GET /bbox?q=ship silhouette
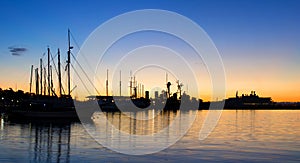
[3,30,94,120]
[1,30,299,117]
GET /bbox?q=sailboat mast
[43,67,46,95]
[40,58,43,95]
[67,29,71,96]
[47,48,51,96]
[35,68,39,95]
[58,48,62,97]
[29,65,33,94]
[50,65,53,96]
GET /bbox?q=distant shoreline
[199,108,300,110]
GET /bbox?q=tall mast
[35,68,39,95]
[58,48,62,97]
[106,69,108,96]
[43,67,46,95]
[67,29,72,96]
[50,65,53,96]
[47,48,51,96]
[40,58,43,95]
[29,65,33,94]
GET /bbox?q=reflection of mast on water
[30,123,71,162]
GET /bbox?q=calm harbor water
[0,110,299,162]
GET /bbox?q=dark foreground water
[0,110,299,162]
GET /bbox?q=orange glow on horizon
[1,62,299,102]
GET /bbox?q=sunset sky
[0,0,299,102]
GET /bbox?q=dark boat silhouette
[224,91,274,109]
[8,95,77,119]
[85,76,199,112]
[5,30,94,120]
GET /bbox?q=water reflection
[92,110,185,135]
[32,123,71,163]
[89,110,199,154]
[0,110,299,162]
[0,115,73,163]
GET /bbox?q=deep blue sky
[0,0,299,101]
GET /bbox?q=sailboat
[7,30,93,120]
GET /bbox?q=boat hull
[8,110,79,119]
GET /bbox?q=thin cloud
[8,46,28,56]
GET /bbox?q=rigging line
[60,72,66,94]
[70,52,100,95]
[70,51,102,87]
[40,52,46,60]
[69,31,80,49]
[69,31,95,77]
[50,52,59,80]
[35,52,46,68]
[50,52,58,63]
[71,64,92,95]
[61,85,66,95]
[69,31,101,95]
[41,52,46,58]
[60,82,66,95]
[42,52,58,68]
